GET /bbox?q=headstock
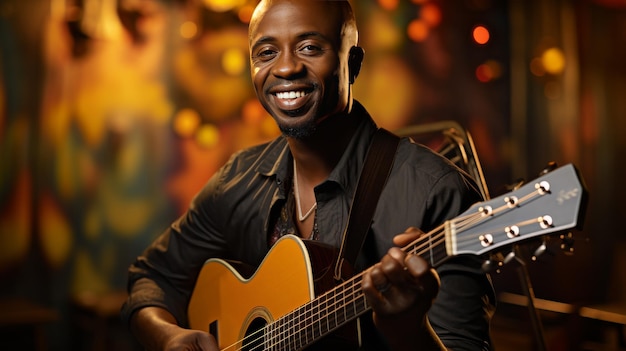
[444,163,587,268]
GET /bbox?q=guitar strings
[231,223,457,350]
[446,185,547,251]
[229,185,547,350]
[242,230,450,351]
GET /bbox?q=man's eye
[300,45,323,55]
[255,49,277,60]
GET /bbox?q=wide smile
[275,90,308,100]
[271,89,313,112]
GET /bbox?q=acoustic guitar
[188,163,587,351]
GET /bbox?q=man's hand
[361,227,444,351]
[160,327,217,351]
[130,306,218,351]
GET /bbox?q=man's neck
[287,110,360,186]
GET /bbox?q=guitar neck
[261,163,586,350]
[265,234,442,350]
[265,273,369,349]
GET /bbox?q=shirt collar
[253,100,378,196]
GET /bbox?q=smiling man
[122,1,495,350]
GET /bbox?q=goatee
[279,118,317,139]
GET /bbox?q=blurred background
[0,0,624,350]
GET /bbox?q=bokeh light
[221,48,247,76]
[420,3,442,27]
[203,0,246,12]
[173,108,202,138]
[242,99,268,125]
[472,25,490,45]
[180,21,198,39]
[541,47,566,75]
[196,124,220,148]
[378,0,400,11]
[238,5,255,23]
[475,60,502,83]
[530,57,546,76]
[408,19,430,42]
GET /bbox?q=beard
[277,110,318,139]
[279,120,317,139]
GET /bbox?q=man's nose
[271,51,304,78]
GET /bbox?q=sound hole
[243,317,267,351]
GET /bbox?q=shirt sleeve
[424,169,496,351]
[120,167,230,327]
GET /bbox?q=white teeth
[276,91,306,99]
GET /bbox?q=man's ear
[348,46,365,84]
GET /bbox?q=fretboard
[262,233,446,350]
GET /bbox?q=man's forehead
[249,0,345,38]
[251,0,346,26]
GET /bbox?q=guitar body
[187,164,588,351]
[188,235,356,350]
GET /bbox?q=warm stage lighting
[420,3,441,27]
[180,21,198,39]
[472,25,490,45]
[541,47,566,75]
[238,5,255,23]
[203,0,246,12]
[221,48,246,76]
[378,0,400,11]
[173,108,201,138]
[475,60,502,83]
[196,124,220,148]
[408,19,429,42]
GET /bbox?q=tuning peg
[531,241,548,261]
[503,251,517,264]
[560,232,575,255]
[482,254,505,273]
[481,259,503,273]
[539,161,558,176]
[505,178,525,191]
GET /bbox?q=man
[122,1,495,350]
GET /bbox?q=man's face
[249,0,353,138]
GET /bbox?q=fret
[300,308,307,350]
[278,313,286,350]
[328,291,339,331]
[265,322,274,351]
[320,292,330,335]
[303,302,311,346]
[297,310,303,350]
[263,324,270,351]
[345,281,358,321]
[335,287,345,327]
[311,295,321,342]
[289,310,297,351]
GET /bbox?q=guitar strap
[334,128,401,281]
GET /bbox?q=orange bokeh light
[408,19,430,42]
[420,3,441,27]
[378,0,400,11]
[475,60,502,83]
[473,25,490,45]
[173,108,201,138]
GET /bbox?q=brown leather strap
[334,128,400,281]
